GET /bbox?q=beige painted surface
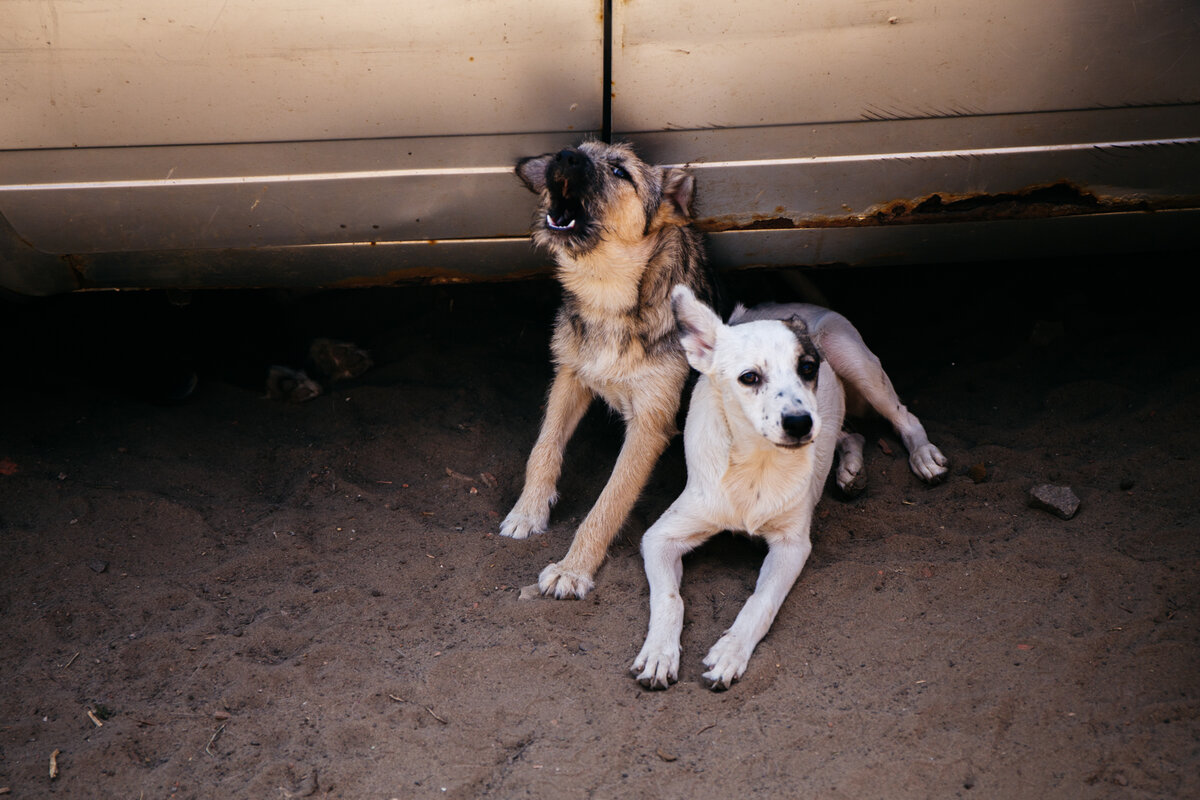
[2,0,603,149]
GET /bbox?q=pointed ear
[783,314,818,356]
[515,154,552,193]
[650,168,696,229]
[671,284,722,373]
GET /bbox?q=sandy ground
[1,255,1197,799]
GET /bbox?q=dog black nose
[555,148,584,167]
[549,149,590,193]
[782,413,812,440]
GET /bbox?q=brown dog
[501,141,722,599]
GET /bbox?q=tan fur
[502,141,721,598]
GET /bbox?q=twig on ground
[205,724,227,757]
[387,693,445,723]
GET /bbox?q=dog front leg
[702,533,813,690]
[500,368,593,540]
[539,409,674,599]
[631,504,712,688]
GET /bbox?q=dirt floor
[1,254,1197,799]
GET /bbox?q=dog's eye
[738,370,761,387]
[797,358,818,380]
[610,164,632,182]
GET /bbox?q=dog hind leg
[501,368,593,539]
[816,317,948,484]
[835,431,867,496]
[539,408,675,598]
[702,533,813,689]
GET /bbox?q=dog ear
[672,285,721,373]
[651,169,696,229]
[783,315,818,357]
[515,154,552,193]
[783,314,809,336]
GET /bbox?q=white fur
[632,286,947,690]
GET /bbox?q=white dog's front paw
[631,641,680,689]
[910,443,949,484]
[701,632,753,690]
[499,506,549,540]
[537,562,594,600]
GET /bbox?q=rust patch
[696,181,1197,233]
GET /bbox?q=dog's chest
[554,309,683,408]
[717,449,815,535]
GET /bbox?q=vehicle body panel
[2,0,1197,295]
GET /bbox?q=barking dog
[632,286,947,690]
[501,141,723,599]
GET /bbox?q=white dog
[632,286,947,690]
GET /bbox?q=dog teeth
[546,214,576,231]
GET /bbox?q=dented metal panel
[614,0,1200,248]
[0,1,604,290]
[0,134,563,254]
[627,107,1200,234]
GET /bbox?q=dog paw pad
[837,465,867,497]
[911,444,949,484]
[499,510,548,540]
[537,563,594,599]
[702,635,751,690]
[631,644,680,689]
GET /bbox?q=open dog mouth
[544,188,585,234]
[540,149,594,239]
[546,209,577,231]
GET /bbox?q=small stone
[88,560,109,574]
[1029,484,1080,520]
[518,584,542,601]
[968,462,988,483]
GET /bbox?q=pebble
[1029,484,1080,519]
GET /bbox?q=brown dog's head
[516,141,696,256]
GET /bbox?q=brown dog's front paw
[537,562,595,600]
[499,507,549,540]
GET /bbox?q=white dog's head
[673,285,823,448]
